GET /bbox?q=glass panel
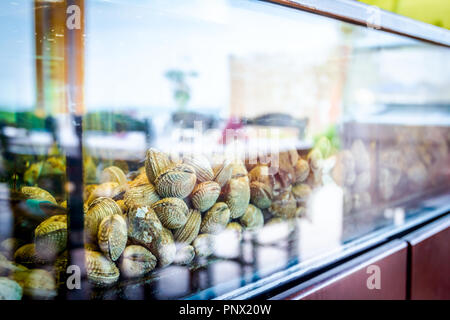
[0,0,449,300]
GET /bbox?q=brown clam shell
[85,197,122,243]
[155,164,196,198]
[173,209,201,245]
[191,181,220,212]
[294,158,310,183]
[213,159,233,187]
[85,250,120,286]
[250,181,272,209]
[151,198,188,229]
[200,202,231,234]
[240,204,264,230]
[145,148,172,184]
[269,190,297,219]
[183,154,214,183]
[34,215,67,261]
[100,166,128,185]
[149,227,176,267]
[127,206,162,248]
[222,176,250,219]
[98,214,127,261]
[20,186,56,205]
[120,245,157,278]
[124,183,160,209]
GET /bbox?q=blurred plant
[165,69,198,110]
[314,125,341,156]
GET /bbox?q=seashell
[151,198,188,229]
[85,250,120,286]
[12,269,56,299]
[100,166,128,185]
[128,170,149,188]
[84,184,98,202]
[85,197,122,243]
[115,199,127,214]
[124,183,160,209]
[174,245,195,265]
[127,206,162,248]
[248,165,274,188]
[213,159,233,187]
[98,214,127,261]
[149,227,176,267]
[120,245,157,278]
[182,154,214,183]
[155,164,196,198]
[222,177,250,219]
[0,259,28,277]
[292,184,312,202]
[191,181,220,212]
[192,234,214,258]
[230,161,248,178]
[13,244,47,266]
[173,209,201,245]
[240,204,264,231]
[20,186,56,204]
[145,148,172,184]
[34,215,67,261]
[294,158,310,183]
[200,202,231,234]
[269,190,297,219]
[277,150,299,187]
[250,181,272,209]
[307,148,323,172]
[86,182,121,206]
[0,277,23,300]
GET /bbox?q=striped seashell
[191,181,220,212]
[20,186,56,205]
[294,158,310,183]
[13,244,47,266]
[151,198,188,229]
[240,204,264,231]
[173,209,201,245]
[84,184,98,202]
[0,277,23,300]
[149,227,176,267]
[120,245,157,278]
[182,154,214,183]
[86,182,122,206]
[98,214,127,261]
[127,206,162,248]
[222,176,250,219]
[145,148,172,184]
[115,199,127,214]
[85,250,120,286]
[34,215,67,261]
[12,269,56,299]
[250,181,272,209]
[85,197,122,243]
[174,245,195,265]
[100,166,128,185]
[124,183,160,209]
[213,159,233,187]
[192,234,214,258]
[269,190,297,219]
[200,202,231,234]
[292,183,311,202]
[155,164,196,198]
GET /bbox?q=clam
[269,190,297,219]
[213,159,233,187]
[173,209,201,245]
[192,234,214,258]
[12,269,56,299]
[120,245,157,278]
[240,204,264,230]
[277,150,299,187]
[191,181,220,212]
[124,183,160,209]
[0,277,22,300]
[151,198,188,229]
[155,164,196,198]
[85,250,120,286]
[222,177,250,219]
[127,206,162,248]
[149,227,176,267]
[0,259,27,277]
[128,170,149,188]
[174,245,195,265]
[85,197,122,243]
[182,154,214,183]
[250,181,272,209]
[200,202,231,234]
[34,215,67,260]
[292,184,311,202]
[20,186,56,205]
[248,165,274,188]
[294,158,310,183]
[100,166,128,185]
[98,214,127,261]
[13,244,46,266]
[230,161,248,178]
[145,148,172,184]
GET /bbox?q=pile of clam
[1,146,325,297]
